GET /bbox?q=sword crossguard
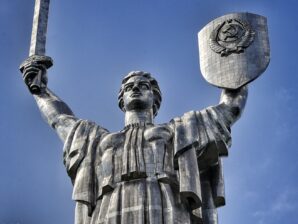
[19,55,53,73]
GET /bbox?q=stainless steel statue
[20,1,270,223]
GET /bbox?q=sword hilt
[20,55,53,94]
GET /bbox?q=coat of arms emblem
[209,19,255,57]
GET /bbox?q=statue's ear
[119,99,125,112]
[152,104,158,117]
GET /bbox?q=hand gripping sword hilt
[20,55,53,94]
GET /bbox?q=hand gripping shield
[198,12,270,89]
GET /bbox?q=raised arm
[33,88,78,141]
[217,85,248,126]
[21,58,78,142]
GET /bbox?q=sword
[20,0,53,94]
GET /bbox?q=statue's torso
[66,109,231,223]
[90,123,191,224]
[99,124,175,183]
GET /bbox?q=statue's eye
[139,83,149,90]
[125,86,132,92]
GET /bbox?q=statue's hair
[118,71,162,117]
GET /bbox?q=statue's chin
[125,99,152,112]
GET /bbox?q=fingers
[23,62,46,78]
[23,62,48,88]
[23,67,39,79]
[19,56,53,94]
[23,63,45,75]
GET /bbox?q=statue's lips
[130,93,142,97]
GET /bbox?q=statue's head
[118,71,162,117]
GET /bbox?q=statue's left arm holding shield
[217,86,248,127]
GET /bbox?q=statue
[20,1,270,223]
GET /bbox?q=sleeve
[171,106,232,215]
[195,106,231,170]
[196,106,232,208]
[63,119,109,215]
[172,106,231,172]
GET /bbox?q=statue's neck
[125,109,154,126]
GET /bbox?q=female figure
[22,64,247,224]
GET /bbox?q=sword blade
[29,0,50,56]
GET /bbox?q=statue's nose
[132,85,140,92]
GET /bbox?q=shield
[198,12,270,89]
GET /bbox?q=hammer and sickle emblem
[209,19,255,56]
[220,23,242,41]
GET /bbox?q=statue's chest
[99,124,173,182]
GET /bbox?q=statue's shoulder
[170,110,198,126]
[144,123,173,142]
[99,130,126,150]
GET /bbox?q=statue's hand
[19,55,53,94]
[23,61,48,94]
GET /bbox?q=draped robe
[63,106,232,224]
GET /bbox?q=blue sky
[1,0,298,223]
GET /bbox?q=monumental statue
[20,1,270,223]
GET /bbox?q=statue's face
[122,76,154,112]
